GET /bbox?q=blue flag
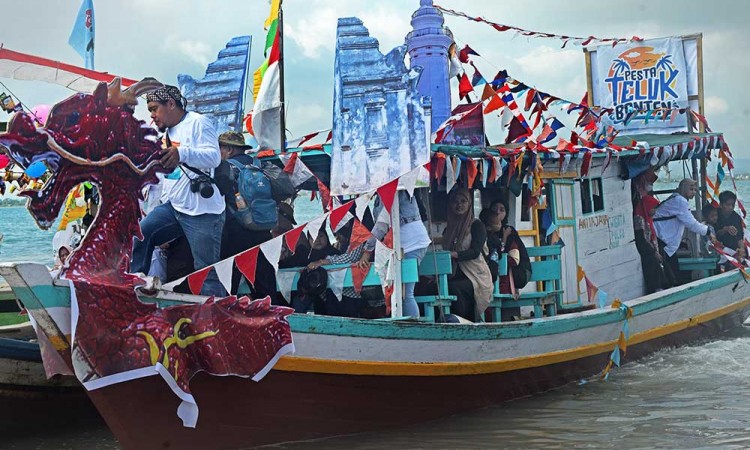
[69,0,95,69]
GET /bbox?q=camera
[189,175,215,198]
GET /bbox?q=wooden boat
[2,129,747,448]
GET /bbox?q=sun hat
[218,131,252,149]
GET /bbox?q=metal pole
[390,192,403,318]
[278,3,286,153]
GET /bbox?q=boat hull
[89,289,750,449]
[3,261,750,449]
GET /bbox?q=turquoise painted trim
[548,180,582,307]
[16,266,743,342]
[277,258,419,291]
[288,271,743,340]
[13,285,71,310]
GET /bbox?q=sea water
[2,181,750,449]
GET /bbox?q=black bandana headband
[146,85,186,109]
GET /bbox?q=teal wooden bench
[415,250,456,322]
[486,245,563,322]
[277,258,420,313]
[678,257,718,279]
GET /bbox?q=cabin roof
[258,131,725,189]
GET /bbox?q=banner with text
[591,37,693,133]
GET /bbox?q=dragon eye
[66,111,80,127]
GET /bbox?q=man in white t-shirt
[131,85,226,296]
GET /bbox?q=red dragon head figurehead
[0,78,165,229]
[0,78,168,281]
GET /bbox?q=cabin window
[580,178,604,215]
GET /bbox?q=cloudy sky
[0,0,747,153]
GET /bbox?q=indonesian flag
[252,0,282,150]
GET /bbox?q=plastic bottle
[235,192,247,210]
[490,249,499,262]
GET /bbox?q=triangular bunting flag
[285,225,306,253]
[276,271,297,303]
[400,166,420,198]
[484,93,505,114]
[304,215,326,238]
[328,269,347,301]
[446,156,456,193]
[481,83,497,102]
[317,178,332,211]
[458,73,473,100]
[348,219,372,252]
[235,247,260,287]
[351,264,368,295]
[187,266,212,295]
[260,235,284,273]
[329,200,354,231]
[377,178,399,214]
[355,193,373,220]
[214,258,235,295]
[466,158,478,188]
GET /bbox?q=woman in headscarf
[480,201,531,298]
[442,188,493,321]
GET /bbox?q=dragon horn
[123,77,165,98]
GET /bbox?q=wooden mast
[278,1,286,153]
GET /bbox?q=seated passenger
[481,203,531,298]
[702,204,718,229]
[653,179,714,286]
[360,191,431,318]
[716,191,744,249]
[442,188,493,321]
[304,221,382,318]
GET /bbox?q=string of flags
[161,162,429,313]
[597,299,633,381]
[446,41,713,149]
[435,4,642,48]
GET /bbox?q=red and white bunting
[328,269,347,301]
[214,258,235,295]
[187,266,212,295]
[376,178,399,214]
[329,201,354,231]
[435,5,641,48]
[235,247,261,288]
[399,165,421,198]
[374,239,395,294]
[281,153,316,187]
[260,235,284,274]
[276,271,298,303]
[351,265,368,295]
[286,129,332,148]
[348,219,372,253]
[354,192,373,221]
[284,225,306,253]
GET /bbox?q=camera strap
[163,130,219,186]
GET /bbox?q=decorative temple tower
[330,17,431,196]
[406,0,453,132]
[178,36,252,134]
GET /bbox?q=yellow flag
[264,0,281,29]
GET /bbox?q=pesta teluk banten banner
[589,37,696,134]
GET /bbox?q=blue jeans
[131,202,226,297]
[403,246,427,317]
